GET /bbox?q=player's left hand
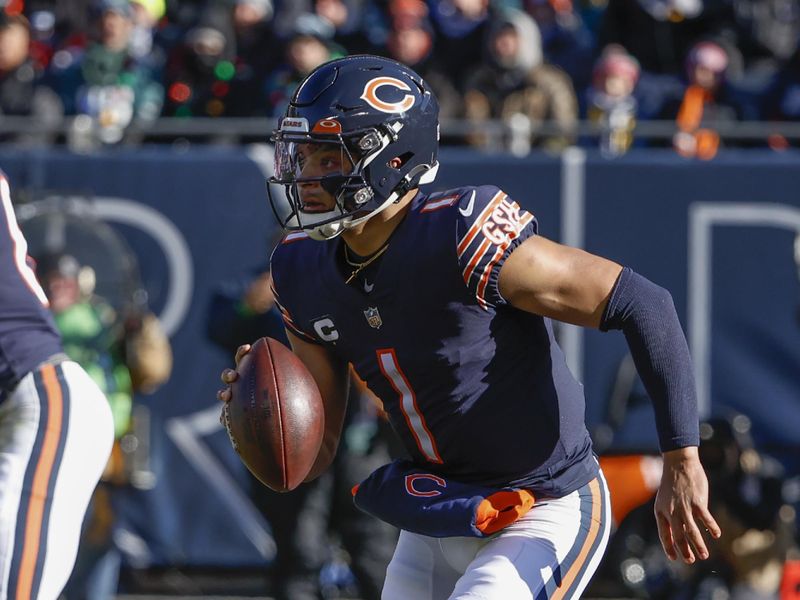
[216,344,252,405]
[654,446,721,564]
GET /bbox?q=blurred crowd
[1,0,800,153]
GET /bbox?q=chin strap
[313,161,439,238]
[392,163,435,202]
[307,221,344,241]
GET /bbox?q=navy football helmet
[267,55,440,240]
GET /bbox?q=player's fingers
[656,513,677,561]
[216,387,231,403]
[221,368,239,383]
[696,505,722,540]
[670,513,696,564]
[682,512,709,561]
[235,344,252,365]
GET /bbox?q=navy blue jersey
[271,185,597,497]
[0,174,62,392]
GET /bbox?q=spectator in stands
[427,0,506,92]
[128,0,159,59]
[224,0,281,116]
[29,0,94,46]
[127,0,169,75]
[207,259,397,600]
[163,0,279,118]
[667,41,740,159]
[463,8,578,152]
[597,0,723,76]
[715,0,800,82]
[274,0,369,54]
[46,0,163,144]
[762,45,800,124]
[383,0,463,120]
[587,45,640,156]
[0,12,63,143]
[161,14,238,119]
[596,0,734,121]
[522,0,595,101]
[35,251,172,600]
[25,7,60,73]
[264,26,344,118]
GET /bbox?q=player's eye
[320,156,340,170]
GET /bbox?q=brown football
[223,337,324,492]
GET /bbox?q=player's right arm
[456,186,720,564]
[217,331,349,483]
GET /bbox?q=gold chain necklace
[343,243,390,284]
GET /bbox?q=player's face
[294,143,355,213]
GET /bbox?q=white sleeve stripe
[519,212,535,232]
[461,205,530,285]
[282,232,309,244]
[0,177,49,306]
[421,194,459,212]
[472,210,536,308]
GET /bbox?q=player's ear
[388,157,403,169]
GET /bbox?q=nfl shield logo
[364,306,383,329]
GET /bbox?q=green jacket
[54,299,132,438]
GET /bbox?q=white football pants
[0,360,114,600]
[382,472,612,600]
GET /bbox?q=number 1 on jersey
[376,349,443,464]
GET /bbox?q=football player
[0,173,114,600]
[219,55,720,599]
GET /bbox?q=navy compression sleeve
[600,267,700,451]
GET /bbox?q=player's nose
[298,179,325,198]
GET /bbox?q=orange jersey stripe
[16,364,63,600]
[476,246,504,306]
[461,238,492,286]
[551,478,602,600]
[476,211,535,292]
[474,211,535,308]
[456,192,505,257]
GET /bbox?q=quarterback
[219,55,720,599]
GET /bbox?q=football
[223,337,324,492]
